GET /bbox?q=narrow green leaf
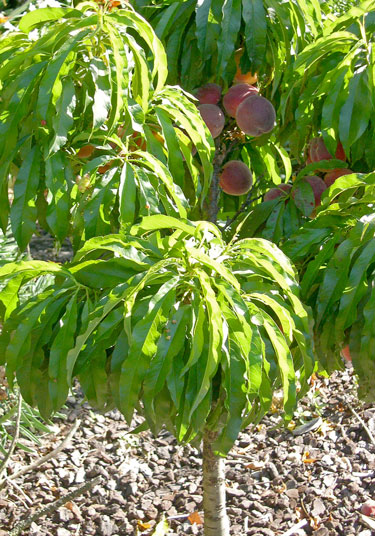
[36,28,92,121]
[119,162,137,228]
[19,7,82,32]
[242,0,267,72]
[48,292,78,410]
[339,70,373,153]
[10,146,40,251]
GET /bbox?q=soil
[0,233,375,536]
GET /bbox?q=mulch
[0,233,374,536]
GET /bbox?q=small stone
[313,528,329,536]
[285,488,299,499]
[226,487,245,497]
[57,529,71,536]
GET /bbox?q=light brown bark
[202,429,230,536]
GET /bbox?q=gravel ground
[1,366,375,536]
[0,233,375,536]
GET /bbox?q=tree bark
[202,429,230,536]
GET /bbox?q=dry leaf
[302,451,317,464]
[188,511,203,525]
[137,520,152,531]
[274,482,287,494]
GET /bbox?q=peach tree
[0,0,375,535]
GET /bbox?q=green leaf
[66,282,130,384]
[186,246,240,291]
[143,305,190,424]
[36,28,92,121]
[119,279,178,422]
[155,107,185,188]
[339,70,373,153]
[242,0,267,73]
[132,152,188,218]
[48,292,78,410]
[19,7,82,33]
[119,162,137,228]
[109,11,168,92]
[217,0,241,77]
[131,215,196,237]
[180,301,206,376]
[69,258,141,289]
[45,152,71,242]
[292,180,315,217]
[189,269,222,415]
[89,58,112,131]
[49,77,76,154]
[195,0,221,58]
[261,313,296,419]
[105,21,127,134]
[10,146,41,251]
[336,232,375,337]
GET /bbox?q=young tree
[0,1,375,535]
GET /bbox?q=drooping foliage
[0,3,213,250]
[0,216,313,453]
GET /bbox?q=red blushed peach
[196,83,222,105]
[308,137,347,163]
[264,183,292,201]
[324,168,353,187]
[198,104,225,138]
[219,160,253,196]
[235,95,276,137]
[223,83,259,117]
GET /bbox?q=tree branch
[8,476,102,536]
[223,192,263,230]
[3,419,81,485]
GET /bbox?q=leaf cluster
[0,217,314,453]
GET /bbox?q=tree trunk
[202,429,230,536]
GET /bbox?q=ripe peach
[219,160,253,196]
[235,95,276,137]
[196,83,222,105]
[308,137,347,163]
[264,183,292,201]
[223,83,259,117]
[324,168,353,187]
[198,104,225,138]
[340,345,352,362]
[77,144,95,158]
[234,48,258,85]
